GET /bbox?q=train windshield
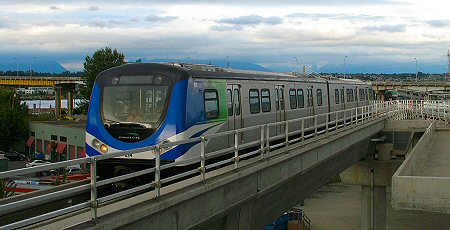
[101,75,171,142]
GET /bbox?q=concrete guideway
[2,100,448,230]
[392,122,450,214]
[37,114,386,230]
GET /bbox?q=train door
[275,85,286,134]
[340,87,346,111]
[355,87,359,107]
[226,84,242,146]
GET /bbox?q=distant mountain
[0,58,67,73]
[141,58,272,72]
[268,62,447,74]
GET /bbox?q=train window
[306,89,310,107]
[289,89,297,109]
[346,89,350,102]
[335,89,339,104]
[365,89,368,100]
[354,89,357,102]
[297,89,304,108]
[261,89,271,112]
[275,89,279,111]
[227,89,232,116]
[204,89,219,119]
[317,89,323,106]
[234,89,241,115]
[350,90,354,102]
[280,88,285,110]
[249,89,260,114]
[340,89,344,103]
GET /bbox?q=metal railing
[0,100,441,229]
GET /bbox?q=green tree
[79,47,125,113]
[0,88,28,151]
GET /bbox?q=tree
[0,88,28,151]
[79,47,125,113]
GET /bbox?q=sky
[1,0,450,73]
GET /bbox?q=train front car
[85,63,189,177]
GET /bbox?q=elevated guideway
[1,100,450,230]
[392,122,450,214]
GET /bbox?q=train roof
[166,62,371,86]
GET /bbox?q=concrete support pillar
[67,89,74,116]
[361,185,386,230]
[55,86,61,119]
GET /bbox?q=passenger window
[204,89,219,119]
[354,89,357,102]
[335,89,339,104]
[350,90,354,102]
[234,89,241,115]
[297,89,304,108]
[317,89,323,106]
[275,89,279,111]
[261,89,271,112]
[340,89,344,103]
[346,89,350,102]
[227,89,232,116]
[365,89,368,100]
[280,88,285,110]
[289,89,297,109]
[249,89,260,114]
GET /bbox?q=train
[85,62,373,176]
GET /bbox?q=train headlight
[92,139,101,148]
[100,144,108,154]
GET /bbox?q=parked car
[26,160,51,168]
[66,165,82,174]
[0,150,26,161]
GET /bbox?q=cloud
[88,6,100,11]
[49,6,59,10]
[287,13,384,21]
[209,25,243,31]
[426,20,450,28]
[217,14,283,26]
[0,16,15,29]
[145,14,178,22]
[361,24,406,33]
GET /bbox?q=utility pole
[415,57,418,82]
[447,49,450,81]
[294,57,299,73]
[13,57,18,77]
[344,55,348,79]
[226,56,230,68]
[30,56,36,77]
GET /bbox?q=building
[26,120,86,164]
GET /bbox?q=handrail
[1,100,447,229]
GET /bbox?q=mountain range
[0,57,447,74]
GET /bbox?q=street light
[13,57,18,77]
[30,57,36,77]
[293,57,299,73]
[344,55,348,79]
[415,57,418,82]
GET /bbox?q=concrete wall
[392,176,450,213]
[391,122,450,213]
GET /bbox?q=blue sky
[0,0,450,73]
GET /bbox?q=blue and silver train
[86,63,372,174]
